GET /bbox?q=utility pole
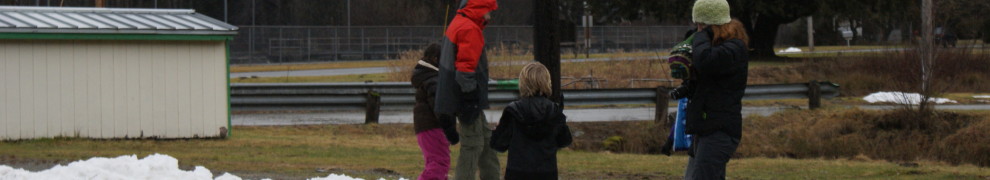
[534,0,563,104]
[252,0,256,25]
[347,0,352,38]
[582,1,592,58]
[807,16,814,52]
[919,0,934,112]
[224,0,228,22]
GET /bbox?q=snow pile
[863,91,958,105]
[0,154,216,180]
[778,47,802,53]
[0,154,403,180]
[974,95,990,99]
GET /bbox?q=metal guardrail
[230,81,840,112]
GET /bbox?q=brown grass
[740,108,990,166]
[750,48,990,96]
[568,121,668,154]
[567,109,990,167]
[386,45,677,89]
[385,45,981,94]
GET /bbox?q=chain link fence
[229,25,695,64]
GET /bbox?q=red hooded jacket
[445,0,498,73]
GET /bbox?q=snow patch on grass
[0,154,403,180]
[863,91,958,104]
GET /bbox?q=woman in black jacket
[682,0,749,179]
[491,63,572,180]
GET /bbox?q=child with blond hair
[491,63,572,180]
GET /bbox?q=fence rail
[230,81,840,122]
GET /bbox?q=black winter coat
[684,28,748,139]
[491,96,572,179]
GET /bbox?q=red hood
[457,0,498,27]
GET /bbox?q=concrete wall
[0,39,228,140]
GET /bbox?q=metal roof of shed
[0,6,237,35]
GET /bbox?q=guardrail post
[808,80,821,109]
[365,90,381,124]
[655,86,669,123]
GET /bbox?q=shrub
[566,109,990,166]
[791,49,990,96]
[940,118,990,166]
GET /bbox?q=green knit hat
[692,0,731,25]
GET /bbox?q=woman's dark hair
[422,43,442,66]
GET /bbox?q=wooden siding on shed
[0,39,228,139]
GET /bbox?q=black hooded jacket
[491,96,572,179]
[684,27,749,139]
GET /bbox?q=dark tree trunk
[749,15,783,58]
[533,0,562,104]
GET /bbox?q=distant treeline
[3,0,987,56]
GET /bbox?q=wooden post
[534,0,563,105]
[808,80,821,109]
[365,90,380,124]
[656,86,670,123]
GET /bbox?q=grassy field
[226,58,790,85]
[1,124,989,179]
[229,51,659,73]
[230,42,988,74]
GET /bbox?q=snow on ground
[974,95,990,99]
[0,154,404,180]
[778,47,802,53]
[863,91,958,105]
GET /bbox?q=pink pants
[417,128,451,180]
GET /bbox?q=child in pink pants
[411,44,459,180]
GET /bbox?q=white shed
[0,6,237,140]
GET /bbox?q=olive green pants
[454,112,501,180]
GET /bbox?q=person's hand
[444,127,460,145]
